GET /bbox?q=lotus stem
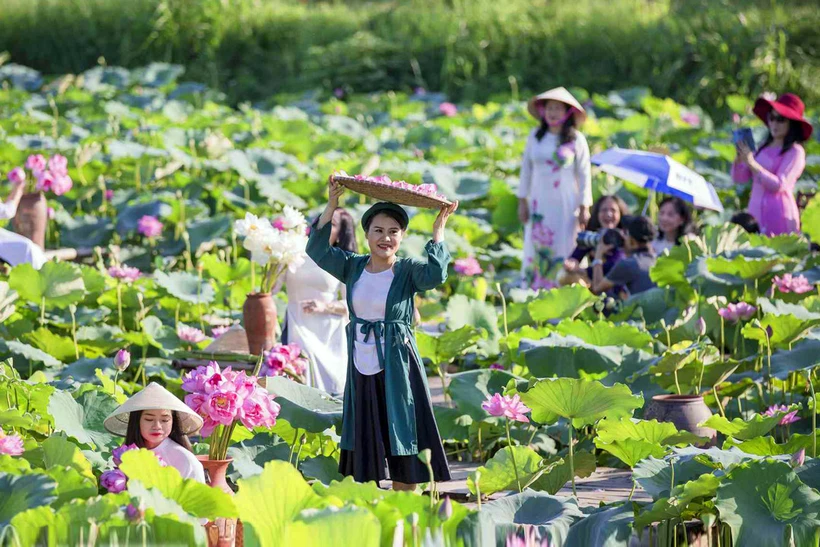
[289,428,301,465]
[40,296,46,327]
[116,282,124,331]
[719,315,724,362]
[252,353,265,377]
[477,426,483,462]
[713,386,726,418]
[475,470,482,511]
[673,369,682,396]
[70,306,79,360]
[808,370,817,458]
[568,424,576,497]
[628,479,636,500]
[505,419,522,493]
[496,283,509,340]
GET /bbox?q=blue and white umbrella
[591,148,724,212]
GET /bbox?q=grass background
[0,0,817,118]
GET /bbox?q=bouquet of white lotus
[234,206,309,294]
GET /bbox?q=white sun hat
[103,382,203,436]
[527,86,587,125]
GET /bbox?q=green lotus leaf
[457,491,583,547]
[529,450,597,495]
[801,196,820,243]
[312,475,385,504]
[649,343,699,373]
[154,271,215,305]
[670,472,721,507]
[0,281,17,323]
[433,406,472,442]
[519,378,643,428]
[466,445,547,495]
[527,285,599,323]
[140,315,181,350]
[234,460,323,546]
[48,389,119,451]
[40,433,95,481]
[58,215,114,248]
[120,449,237,519]
[446,295,500,355]
[48,466,98,509]
[758,297,820,321]
[282,506,381,546]
[742,314,820,348]
[416,325,482,364]
[0,472,57,527]
[265,376,343,434]
[124,483,205,544]
[8,261,86,309]
[0,339,64,368]
[634,497,701,530]
[747,233,810,257]
[299,455,344,485]
[724,434,813,456]
[715,460,820,547]
[447,369,527,422]
[633,454,715,500]
[21,328,77,363]
[563,503,634,547]
[7,505,55,547]
[226,432,290,481]
[597,418,706,448]
[594,438,666,468]
[706,254,782,280]
[700,413,786,441]
[554,319,653,350]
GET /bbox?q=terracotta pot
[11,192,47,250]
[243,293,277,356]
[198,457,243,547]
[643,394,717,447]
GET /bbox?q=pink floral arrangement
[261,343,309,381]
[717,302,756,323]
[0,427,24,456]
[335,170,448,201]
[108,265,141,283]
[137,215,163,239]
[772,273,814,295]
[8,154,73,196]
[453,257,483,276]
[182,361,280,459]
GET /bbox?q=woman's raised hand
[433,201,459,243]
[327,174,345,208]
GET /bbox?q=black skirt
[338,362,451,484]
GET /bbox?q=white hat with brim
[527,87,587,125]
[104,382,204,436]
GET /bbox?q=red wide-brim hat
[753,93,813,141]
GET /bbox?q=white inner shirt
[351,267,395,376]
[151,437,206,483]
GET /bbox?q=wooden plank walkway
[425,376,651,508]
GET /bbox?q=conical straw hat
[527,87,587,125]
[104,382,203,436]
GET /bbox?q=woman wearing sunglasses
[731,93,813,236]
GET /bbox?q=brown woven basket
[332,175,452,209]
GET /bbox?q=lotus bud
[300,434,307,445]
[125,503,144,522]
[791,448,806,468]
[766,325,774,339]
[696,317,707,337]
[114,349,131,372]
[438,496,453,521]
[594,300,605,313]
[417,448,432,465]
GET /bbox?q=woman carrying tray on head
[517,87,592,289]
[306,175,457,489]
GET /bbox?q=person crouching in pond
[306,175,458,490]
[103,382,205,482]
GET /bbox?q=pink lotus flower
[205,391,240,425]
[718,302,756,323]
[773,274,814,295]
[0,428,24,456]
[48,154,68,176]
[454,257,483,276]
[105,189,114,201]
[482,393,531,423]
[114,349,131,372]
[7,167,26,185]
[336,171,448,200]
[112,443,138,466]
[178,325,206,344]
[262,343,308,378]
[137,215,163,238]
[182,362,222,393]
[238,390,280,429]
[764,404,800,425]
[732,113,741,124]
[681,112,701,127]
[50,173,73,196]
[35,170,55,192]
[439,102,457,117]
[489,363,504,370]
[26,154,46,175]
[100,469,128,493]
[108,265,141,283]
[505,528,549,547]
[211,326,229,338]
[47,207,55,219]
[125,503,144,522]
[791,448,806,468]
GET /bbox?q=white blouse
[350,268,395,376]
[0,201,17,220]
[151,438,206,483]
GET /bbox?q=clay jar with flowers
[9,154,73,249]
[233,207,308,355]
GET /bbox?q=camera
[576,229,624,249]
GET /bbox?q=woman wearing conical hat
[104,382,206,482]
[517,87,593,289]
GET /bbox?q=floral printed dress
[517,130,592,288]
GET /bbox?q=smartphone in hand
[732,128,756,151]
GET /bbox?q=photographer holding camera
[591,215,657,298]
[561,195,629,291]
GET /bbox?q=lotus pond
[0,62,820,546]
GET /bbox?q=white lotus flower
[234,213,273,238]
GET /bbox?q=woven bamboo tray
[332,175,452,209]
